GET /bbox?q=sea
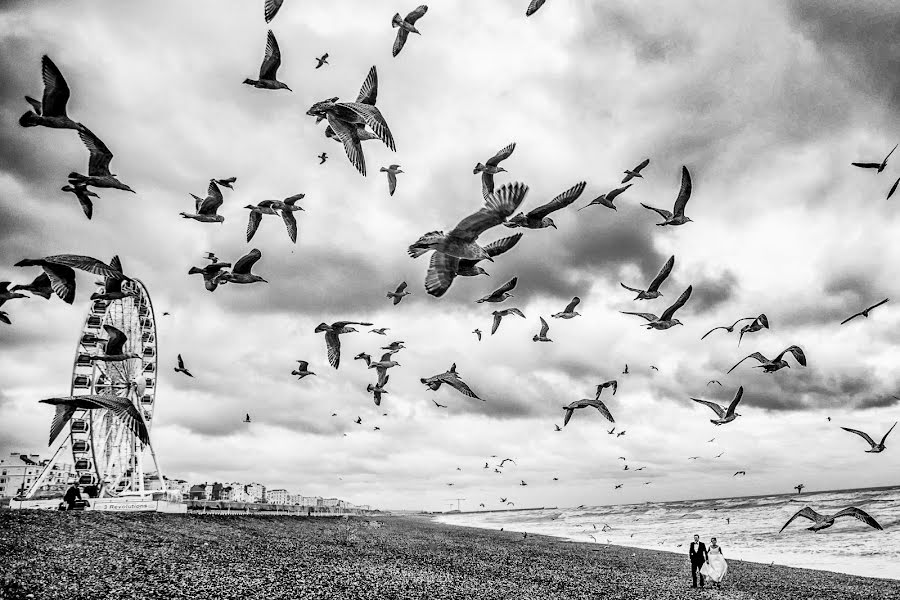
[435,486,900,580]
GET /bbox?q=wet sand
[1,511,897,599]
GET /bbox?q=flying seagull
[422,233,523,298]
[10,274,53,300]
[562,398,615,426]
[840,422,897,453]
[733,471,746,477]
[213,177,236,189]
[314,321,373,369]
[621,285,692,329]
[738,314,770,345]
[181,180,225,223]
[432,399,447,408]
[367,371,390,406]
[319,152,328,164]
[264,0,284,22]
[410,182,528,262]
[40,395,150,447]
[370,328,390,335]
[381,341,405,352]
[19,55,82,131]
[578,184,632,211]
[91,325,140,362]
[174,354,193,377]
[69,128,135,193]
[315,53,329,69]
[307,66,395,176]
[244,30,291,91]
[707,380,723,387]
[354,352,372,366]
[621,159,650,183]
[380,165,403,196]
[188,260,232,293]
[888,177,900,200]
[89,256,135,302]
[246,194,305,243]
[60,183,99,219]
[215,249,267,285]
[533,317,552,342]
[552,297,581,319]
[475,143,516,198]
[595,380,617,397]
[640,166,692,226]
[491,308,526,335]
[421,363,481,400]
[794,484,805,494]
[692,387,744,425]
[387,281,410,305]
[841,298,889,325]
[473,329,482,341]
[851,144,897,173]
[392,5,428,57]
[292,360,316,379]
[701,316,758,340]
[620,255,674,300]
[476,277,517,303]
[15,254,124,304]
[727,345,806,374]
[779,506,882,533]
[505,182,586,229]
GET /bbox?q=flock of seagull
[1,1,894,534]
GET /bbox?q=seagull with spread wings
[779,506,883,533]
[492,308,526,335]
[308,66,394,176]
[392,5,428,57]
[840,422,896,453]
[473,329,482,341]
[691,386,744,425]
[851,144,897,173]
[181,180,225,223]
[563,398,615,426]
[60,183,99,220]
[40,395,150,447]
[476,277,517,303]
[640,166,692,226]
[90,325,140,362]
[505,182,586,229]
[188,260,232,293]
[243,30,291,91]
[701,316,758,340]
[578,184,632,211]
[410,183,529,263]
[621,159,650,183]
[314,321,374,369]
[174,354,193,377]
[68,128,134,193]
[89,256,135,301]
[738,314,770,345]
[475,143,516,198]
[552,297,581,319]
[621,285,692,329]
[15,254,124,304]
[292,360,315,379]
[387,281,410,305]
[421,363,481,400]
[421,233,523,298]
[215,249,267,285]
[367,370,390,406]
[380,165,403,196]
[245,194,305,243]
[620,255,674,300]
[533,317,552,342]
[315,53,329,69]
[595,380,617,398]
[19,55,83,131]
[10,274,53,300]
[841,298,889,325]
[727,345,806,374]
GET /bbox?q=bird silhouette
[243,30,291,91]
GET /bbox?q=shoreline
[2,511,897,599]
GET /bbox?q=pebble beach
[2,511,899,600]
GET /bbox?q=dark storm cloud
[681,270,739,314]
[787,0,900,114]
[856,395,900,410]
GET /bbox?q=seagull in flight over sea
[19,55,83,131]
[244,30,291,91]
[691,386,744,426]
[727,345,806,374]
[621,255,674,300]
[563,398,615,426]
[780,506,882,533]
[474,143,516,198]
[579,184,632,211]
[314,321,373,369]
[621,286,692,329]
[840,422,896,453]
[552,297,581,319]
[640,166,692,226]
[491,308,526,335]
[392,5,428,57]
[841,298,889,325]
[701,316,758,340]
[421,363,480,399]
[851,144,897,173]
[621,159,650,183]
[505,182,586,230]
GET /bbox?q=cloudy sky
[1,0,899,512]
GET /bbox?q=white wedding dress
[700,545,728,583]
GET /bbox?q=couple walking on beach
[689,534,728,588]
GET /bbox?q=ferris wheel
[26,276,166,499]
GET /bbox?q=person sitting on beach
[63,482,82,511]
[688,534,708,588]
[700,537,728,587]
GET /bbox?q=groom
[688,534,708,588]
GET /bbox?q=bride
[700,537,728,586]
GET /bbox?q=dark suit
[689,541,708,587]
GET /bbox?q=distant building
[322,497,343,508]
[224,482,249,503]
[189,484,209,500]
[245,482,266,502]
[300,496,323,507]
[144,475,190,496]
[0,452,74,498]
[268,489,289,505]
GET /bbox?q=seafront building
[0,453,74,498]
[267,489,289,504]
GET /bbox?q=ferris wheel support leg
[144,438,168,496]
[23,434,72,499]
